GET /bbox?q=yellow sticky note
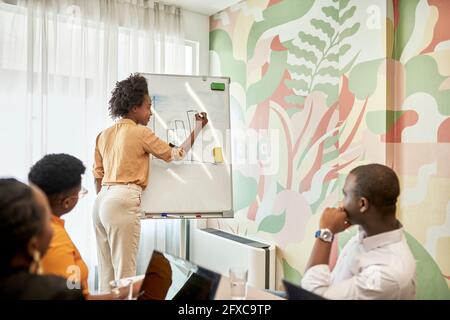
[213,147,224,163]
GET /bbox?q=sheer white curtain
[0,0,185,291]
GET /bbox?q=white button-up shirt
[301,227,416,300]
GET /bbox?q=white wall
[183,9,210,75]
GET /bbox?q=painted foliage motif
[209,0,450,298]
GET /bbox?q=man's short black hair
[108,73,149,119]
[0,178,44,269]
[28,154,86,197]
[349,164,400,215]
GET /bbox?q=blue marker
[161,213,167,217]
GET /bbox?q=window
[184,40,199,75]
[0,0,192,292]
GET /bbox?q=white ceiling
[162,0,242,15]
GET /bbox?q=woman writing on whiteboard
[92,73,208,292]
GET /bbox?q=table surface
[123,274,284,300]
[215,277,284,300]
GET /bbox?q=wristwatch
[315,228,334,243]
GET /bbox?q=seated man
[301,164,416,300]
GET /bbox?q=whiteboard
[139,73,233,218]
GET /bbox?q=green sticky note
[211,82,225,91]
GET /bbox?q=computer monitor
[138,251,221,300]
[282,279,327,300]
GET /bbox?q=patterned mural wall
[390,0,450,299]
[208,0,450,298]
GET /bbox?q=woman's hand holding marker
[195,112,208,128]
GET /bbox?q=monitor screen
[138,251,221,300]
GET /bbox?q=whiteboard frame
[140,73,234,219]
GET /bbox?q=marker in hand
[195,112,208,128]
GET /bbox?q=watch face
[315,229,333,242]
[322,231,332,241]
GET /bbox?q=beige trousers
[93,184,142,293]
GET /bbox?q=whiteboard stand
[140,212,231,261]
[180,219,189,260]
[137,73,235,261]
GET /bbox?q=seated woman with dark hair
[28,153,141,299]
[0,178,83,300]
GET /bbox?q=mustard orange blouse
[41,215,89,297]
[93,119,173,188]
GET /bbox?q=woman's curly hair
[108,73,149,119]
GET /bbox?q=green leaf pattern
[284,0,360,106]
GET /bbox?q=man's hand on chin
[319,207,352,234]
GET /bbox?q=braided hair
[0,178,45,271]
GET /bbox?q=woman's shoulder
[137,125,156,137]
[0,271,84,300]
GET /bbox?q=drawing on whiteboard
[139,74,232,216]
[166,114,198,161]
[151,94,226,165]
